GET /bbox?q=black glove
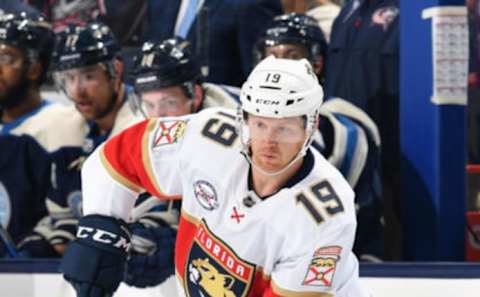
[124,221,176,288]
[60,215,131,297]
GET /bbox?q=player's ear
[192,84,203,112]
[112,58,124,90]
[26,61,42,82]
[312,55,324,77]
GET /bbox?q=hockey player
[0,12,83,256]
[17,21,141,257]
[255,12,384,260]
[253,13,328,81]
[51,22,138,143]
[131,36,239,119]
[123,37,239,288]
[0,12,82,151]
[60,56,370,297]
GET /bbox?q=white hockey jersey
[82,107,369,297]
[0,91,140,153]
[0,101,84,152]
[202,83,240,110]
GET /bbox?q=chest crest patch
[185,221,255,297]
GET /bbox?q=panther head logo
[189,258,236,297]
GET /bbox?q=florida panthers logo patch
[185,221,255,297]
[153,120,187,148]
[302,246,342,287]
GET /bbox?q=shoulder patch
[193,180,219,211]
[152,120,187,148]
[302,246,342,287]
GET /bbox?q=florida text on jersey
[82,107,369,297]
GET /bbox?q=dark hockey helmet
[254,13,327,64]
[52,21,120,71]
[0,12,54,82]
[131,37,201,95]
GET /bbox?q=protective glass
[263,43,309,61]
[139,92,193,117]
[0,45,23,68]
[54,64,107,98]
[246,114,307,143]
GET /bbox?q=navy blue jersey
[46,120,127,244]
[46,115,127,225]
[0,134,50,256]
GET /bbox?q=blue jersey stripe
[218,85,240,103]
[337,115,358,177]
[0,101,52,135]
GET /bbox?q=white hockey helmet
[240,55,324,118]
[237,56,324,176]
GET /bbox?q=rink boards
[0,260,479,297]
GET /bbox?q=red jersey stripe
[175,210,200,281]
[141,120,180,200]
[100,148,144,193]
[102,119,178,199]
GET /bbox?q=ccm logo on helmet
[255,99,280,105]
[60,53,81,62]
[77,226,130,251]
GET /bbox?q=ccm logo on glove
[77,226,130,251]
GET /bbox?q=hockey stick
[0,224,17,257]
